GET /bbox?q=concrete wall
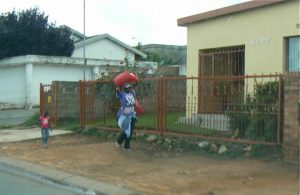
[55,81,80,120]
[283,73,300,163]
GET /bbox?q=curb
[0,156,140,195]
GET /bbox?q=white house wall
[186,0,299,77]
[72,38,135,63]
[0,66,26,108]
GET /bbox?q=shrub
[226,81,283,142]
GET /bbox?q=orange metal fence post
[40,83,44,116]
[156,79,160,135]
[163,79,167,132]
[91,82,96,125]
[277,75,282,144]
[55,82,58,127]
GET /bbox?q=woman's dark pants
[116,118,136,149]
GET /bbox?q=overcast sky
[1,0,250,46]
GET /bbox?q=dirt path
[0,133,298,195]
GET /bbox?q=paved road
[0,156,137,195]
[0,170,80,195]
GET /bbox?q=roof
[75,33,147,59]
[177,0,285,26]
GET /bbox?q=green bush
[226,81,283,142]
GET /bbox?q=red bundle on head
[113,71,138,87]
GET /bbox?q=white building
[73,33,147,63]
[0,55,127,109]
[0,28,148,109]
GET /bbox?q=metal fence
[40,74,283,145]
[40,83,58,127]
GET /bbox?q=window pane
[288,37,300,72]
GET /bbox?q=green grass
[56,120,81,131]
[21,112,40,127]
[90,112,158,130]
[0,124,13,129]
[87,112,232,138]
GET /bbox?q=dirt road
[0,133,298,195]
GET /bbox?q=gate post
[277,75,282,144]
[79,80,85,128]
[277,75,283,144]
[157,77,167,136]
[54,81,59,127]
[40,83,44,116]
[162,78,167,132]
[157,79,162,135]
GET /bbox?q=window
[287,37,300,72]
[198,46,245,113]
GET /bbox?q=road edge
[0,156,140,195]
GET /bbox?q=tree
[0,7,74,60]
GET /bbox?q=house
[64,25,147,63]
[178,0,299,77]
[67,27,147,63]
[177,0,300,111]
[0,27,148,109]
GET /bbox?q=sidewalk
[0,128,72,142]
[0,128,140,195]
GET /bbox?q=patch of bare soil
[0,133,299,195]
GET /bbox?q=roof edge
[0,55,130,67]
[75,34,147,59]
[177,0,285,27]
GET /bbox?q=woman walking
[115,83,137,151]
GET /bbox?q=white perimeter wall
[0,65,26,107]
[0,55,123,109]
